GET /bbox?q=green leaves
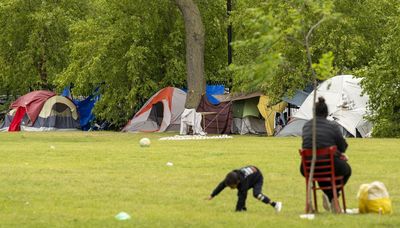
[0,0,88,94]
[357,13,400,137]
[55,0,228,127]
[312,51,335,81]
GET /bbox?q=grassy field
[0,132,399,227]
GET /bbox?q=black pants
[300,157,352,201]
[252,174,271,204]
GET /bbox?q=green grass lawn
[0,132,399,227]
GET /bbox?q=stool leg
[313,181,318,213]
[305,181,309,213]
[332,187,341,213]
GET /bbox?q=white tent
[278,75,372,137]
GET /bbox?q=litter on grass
[300,214,315,220]
[159,135,233,141]
[299,214,315,220]
[115,212,131,221]
[346,208,359,214]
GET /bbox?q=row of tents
[0,75,373,137]
[122,75,372,137]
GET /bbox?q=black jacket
[302,117,348,153]
[210,166,262,211]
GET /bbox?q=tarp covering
[206,85,225,105]
[258,96,287,136]
[197,95,233,134]
[282,90,310,107]
[122,87,186,132]
[61,86,101,130]
[74,93,100,130]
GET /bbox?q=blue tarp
[206,85,225,105]
[61,87,72,99]
[182,84,225,105]
[61,86,100,131]
[74,93,100,130]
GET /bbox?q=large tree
[174,0,205,109]
[55,0,226,127]
[55,0,227,127]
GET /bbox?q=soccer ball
[139,137,151,147]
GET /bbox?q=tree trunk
[304,17,326,214]
[175,0,205,109]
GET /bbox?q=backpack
[357,181,393,214]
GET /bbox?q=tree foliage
[0,0,89,95]
[358,13,400,137]
[230,0,400,136]
[230,0,337,102]
[0,0,228,127]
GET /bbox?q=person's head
[316,96,328,118]
[224,171,240,189]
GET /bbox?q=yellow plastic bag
[358,181,393,214]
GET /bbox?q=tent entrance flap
[8,107,27,131]
[148,102,164,127]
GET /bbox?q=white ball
[139,137,151,147]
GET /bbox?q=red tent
[8,91,56,131]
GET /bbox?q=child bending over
[206,165,282,212]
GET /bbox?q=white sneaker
[274,202,282,213]
[322,194,331,212]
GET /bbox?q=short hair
[224,171,239,186]
[316,97,328,118]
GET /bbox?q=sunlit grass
[0,132,399,227]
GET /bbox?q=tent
[0,91,79,131]
[282,89,311,107]
[232,95,265,135]
[213,93,287,135]
[122,87,186,132]
[277,75,372,137]
[196,95,233,134]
